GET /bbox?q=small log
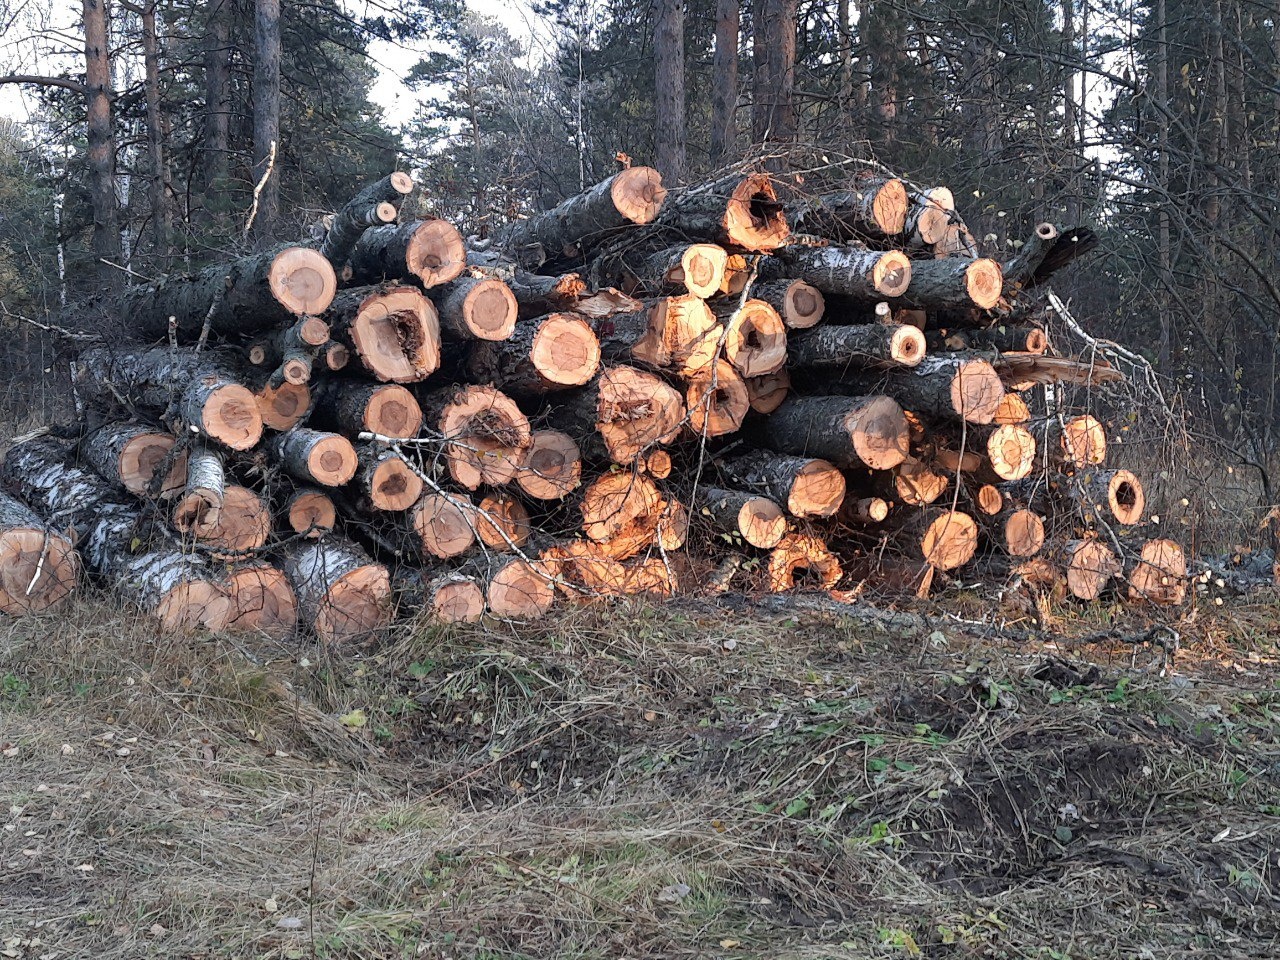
[768,533,842,591]
[514,430,583,500]
[993,392,1031,425]
[778,245,911,300]
[250,317,332,385]
[545,366,684,465]
[787,178,909,243]
[79,421,186,498]
[745,368,791,413]
[761,395,910,470]
[421,385,532,489]
[458,552,555,618]
[656,172,789,251]
[474,491,533,551]
[324,342,350,371]
[1075,467,1145,526]
[117,245,337,343]
[0,489,79,615]
[842,353,1005,425]
[278,486,336,539]
[1060,538,1121,601]
[327,285,441,383]
[311,379,423,439]
[74,346,264,450]
[999,222,1060,298]
[1033,415,1107,468]
[319,172,413,268]
[752,279,824,330]
[268,428,359,487]
[598,243,727,299]
[171,446,225,534]
[716,299,787,376]
[596,296,720,376]
[355,445,423,512]
[348,219,467,288]
[972,483,1004,516]
[896,257,1004,310]
[393,566,486,623]
[643,449,673,480]
[719,450,846,518]
[905,187,955,248]
[429,276,519,341]
[1127,538,1187,605]
[839,495,890,526]
[277,537,392,643]
[929,323,1047,355]
[187,484,272,556]
[223,562,299,637]
[499,167,666,267]
[686,360,750,438]
[983,506,1045,558]
[897,508,979,571]
[692,486,787,548]
[888,459,950,506]
[466,312,601,395]
[788,323,925,371]
[407,491,477,559]
[252,379,311,432]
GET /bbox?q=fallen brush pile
[0,165,1191,642]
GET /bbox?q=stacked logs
[0,167,1187,640]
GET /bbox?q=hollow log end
[768,533,842,591]
[407,219,467,288]
[120,432,186,498]
[746,368,791,414]
[353,285,441,382]
[687,361,750,438]
[890,325,926,367]
[725,174,789,251]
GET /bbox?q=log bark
[498,168,666,268]
[278,486,336,539]
[778,245,911,301]
[545,366,685,465]
[0,489,79,615]
[466,313,601,395]
[752,279,824,329]
[327,285,441,383]
[788,323,924,371]
[319,172,414,268]
[354,445,423,512]
[761,394,910,470]
[1000,222,1060,297]
[514,430,583,500]
[692,486,787,548]
[787,179,909,243]
[715,299,787,376]
[896,257,1003,311]
[905,187,955,248]
[420,385,532,489]
[428,276,519,341]
[686,360,750,438]
[348,220,467,288]
[768,533,842,591]
[74,346,264,450]
[310,379,423,439]
[118,246,337,342]
[267,428,359,487]
[719,450,846,518]
[457,552,555,619]
[595,296,721,376]
[1127,538,1187,605]
[656,173,789,251]
[840,353,1006,425]
[79,421,187,498]
[277,536,392,643]
[171,446,225,535]
[393,566,486,623]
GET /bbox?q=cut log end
[920,510,979,570]
[225,565,299,637]
[994,392,1031,425]
[890,325,926,367]
[687,361,750,438]
[281,356,311,385]
[317,564,393,644]
[364,384,424,438]
[475,492,532,550]
[411,493,477,559]
[256,382,311,431]
[487,558,555,619]
[367,455,423,511]
[388,170,415,196]
[268,247,338,316]
[285,490,336,538]
[612,166,667,224]
[746,368,790,414]
[643,449,673,480]
[155,579,231,634]
[680,244,728,298]
[1004,509,1046,558]
[848,395,911,470]
[781,280,824,329]
[965,258,1004,310]
[433,385,531,489]
[975,484,1004,516]
[1128,538,1186,605]
[725,300,787,377]
[987,424,1037,481]
[197,485,272,554]
[461,278,519,341]
[950,358,1006,425]
[298,316,331,346]
[725,174,789,251]
[325,342,350,370]
[896,460,949,506]
[348,285,441,383]
[0,528,78,615]
[308,435,359,487]
[736,496,787,548]
[433,577,487,623]
[407,219,467,288]
[532,313,602,386]
[841,495,890,525]
[1062,415,1107,466]
[871,177,909,235]
[1086,468,1145,525]
[593,366,685,463]
[205,384,264,450]
[118,431,186,498]
[768,533,842,591]
[516,430,582,500]
[873,250,912,297]
[789,459,846,518]
[1065,539,1120,601]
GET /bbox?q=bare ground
[1,593,1278,959]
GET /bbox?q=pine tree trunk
[83,0,123,291]
[202,0,232,194]
[251,0,281,242]
[709,0,740,162]
[141,1,171,258]
[655,0,688,183]
[752,0,798,148]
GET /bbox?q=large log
[656,173,789,251]
[319,172,414,268]
[719,450,846,518]
[267,428,359,488]
[788,323,925,371]
[457,552,555,618]
[310,378,423,439]
[0,489,79,615]
[768,533,842,591]
[841,353,1005,425]
[277,537,392,643]
[896,257,1003,310]
[466,313,601,395]
[1032,415,1107,468]
[393,566,486,623]
[714,299,787,376]
[74,346,264,450]
[787,177,909,243]
[752,279,824,330]
[79,421,187,498]
[117,245,337,343]
[348,219,467,288]
[545,366,685,465]
[185,484,272,556]
[760,395,910,470]
[428,276,519,341]
[1127,538,1187,605]
[420,385,532,489]
[692,486,787,548]
[686,360,750,438]
[499,167,666,268]
[514,430,583,500]
[326,285,441,383]
[778,245,911,300]
[595,296,721,376]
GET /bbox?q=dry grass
[2,596,1279,959]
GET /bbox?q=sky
[0,0,543,127]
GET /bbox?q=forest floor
[0,592,1278,959]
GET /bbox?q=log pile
[0,166,1189,641]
